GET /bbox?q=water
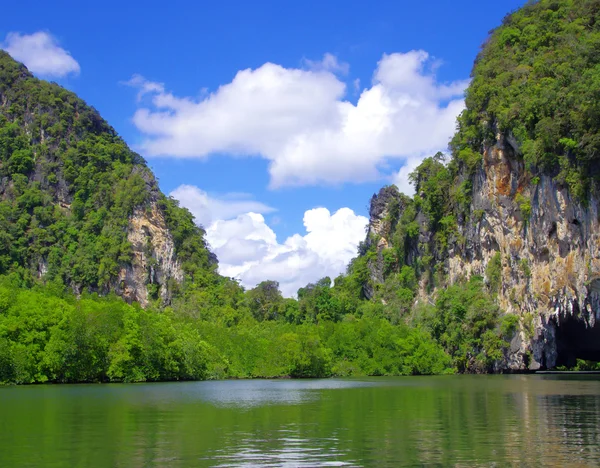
[1,375,599,467]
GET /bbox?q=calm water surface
[1,375,599,467]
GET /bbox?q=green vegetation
[411,277,513,373]
[1,262,525,384]
[516,193,532,219]
[452,0,600,199]
[519,258,532,278]
[0,275,457,384]
[556,359,600,371]
[486,253,503,293]
[0,50,216,296]
[9,0,591,385]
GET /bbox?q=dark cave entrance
[554,314,600,368]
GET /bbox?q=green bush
[519,258,532,278]
[500,314,520,339]
[515,193,532,219]
[413,276,507,372]
[486,253,503,293]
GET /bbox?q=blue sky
[1,0,527,295]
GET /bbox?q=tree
[245,281,285,321]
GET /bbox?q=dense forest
[2,274,519,383]
[2,0,600,384]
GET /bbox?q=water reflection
[0,376,599,467]
[181,379,377,408]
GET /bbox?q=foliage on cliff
[452,0,600,198]
[338,0,600,373]
[0,51,216,295]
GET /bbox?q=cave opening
[554,314,600,368]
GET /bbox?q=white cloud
[1,32,80,77]
[128,50,467,188]
[123,74,165,101]
[205,208,368,297]
[169,185,275,227]
[392,155,423,196]
[303,53,350,75]
[171,184,368,296]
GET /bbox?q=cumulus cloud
[169,185,275,227]
[127,50,468,189]
[1,32,80,77]
[205,208,368,297]
[170,184,368,296]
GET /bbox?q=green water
[0,375,599,467]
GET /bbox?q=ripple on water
[203,426,360,467]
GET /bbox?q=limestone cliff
[365,133,600,370]
[363,0,600,371]
[115,200,184,306]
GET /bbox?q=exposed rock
[112,201,183,307]
[364,185,405,299]
[364,132,600,371]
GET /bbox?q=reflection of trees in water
[120,379,600,467]
[503,378,600,467]
[535,394,600,465]
[403,378,600,466]
[1,377,599,467]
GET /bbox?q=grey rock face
[113,168,184,307]
[364,133,600,370]
[111,200,183,307]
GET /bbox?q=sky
[1,0,528,296]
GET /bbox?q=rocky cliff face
[112,168,184,306]
[0,51,208,307]
[366,134,600,371]
[115,200,184,306]
[0,154,185,307]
